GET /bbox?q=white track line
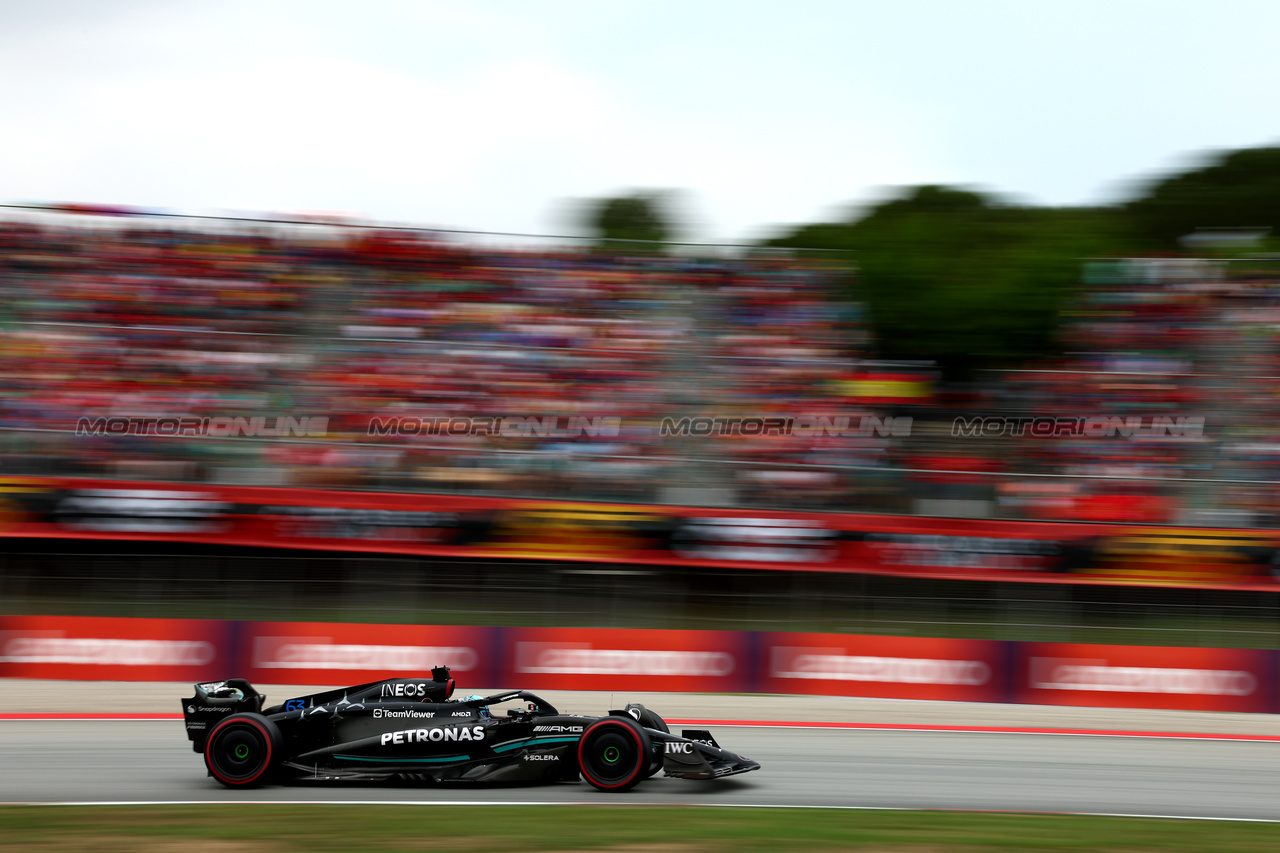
[3,801,1279,822]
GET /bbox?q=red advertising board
[0,615,232,683]
[2,615,1279,716]
[1014,642,1274,713]
[759,632,1006,703]
[3,476,1280,589]
[237,622,498,688]
[500,627,750,694]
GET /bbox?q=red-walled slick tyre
[628,706,669,777]
[204,714,282,788]
[577,717,651,792]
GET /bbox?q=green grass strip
[1,805,1279,851]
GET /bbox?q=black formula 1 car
[182,666,759,791]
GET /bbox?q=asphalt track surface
[6,718,1280,820]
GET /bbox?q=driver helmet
[463,695,491,720]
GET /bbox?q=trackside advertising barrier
[4,616,1280,713]
[1013,642,1277,714]
[500,627,750,693]
[760,633,1007,703]
[238,621,499,688]
[6,476,1280,590]
[0,615,232,683]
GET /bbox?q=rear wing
[181,679,266,753]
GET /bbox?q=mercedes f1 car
[182,666,759,791]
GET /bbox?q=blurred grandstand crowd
[1,212,1274,525]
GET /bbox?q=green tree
[1125,146,1280,250]
[768,186,1120,378]
[584,191,678,251]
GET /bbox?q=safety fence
[2,615,1275,714]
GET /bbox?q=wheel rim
[582,726,640,785]
[210,723,269,782]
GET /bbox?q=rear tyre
[577,717,651,792]
[204,714,282,788]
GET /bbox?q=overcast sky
[1,1,1276,243]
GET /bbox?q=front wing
[651,727,760,780]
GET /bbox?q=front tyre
[204,714,282,788]
[578,717,651,792]
[633,709,669,777]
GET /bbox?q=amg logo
[664,742,694,755]
[381,726,485,746]
[533,725,584,733]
